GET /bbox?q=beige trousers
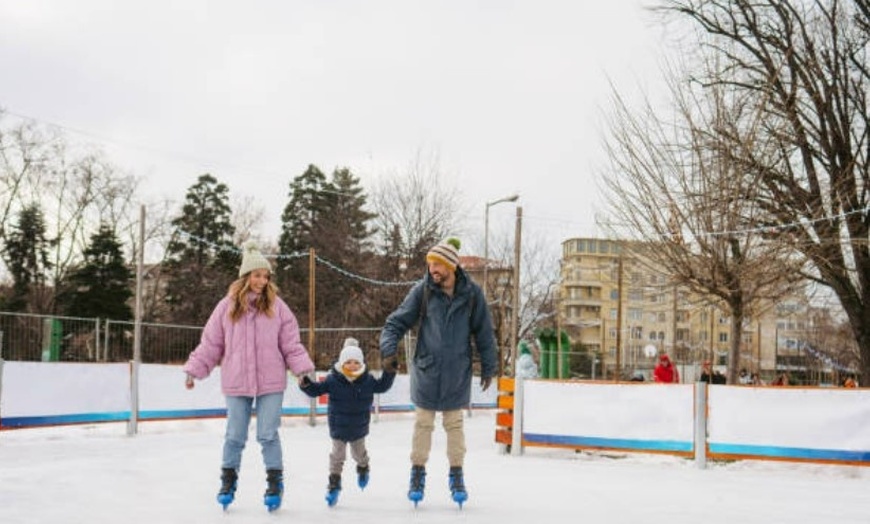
[329,437,368,476]
[411,408,466,468]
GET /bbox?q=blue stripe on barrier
[1,412,129,428]
[710,442,870,462]
[139,409,226,420]
[524,433,693,452]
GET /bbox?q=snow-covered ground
[2,409,869,524]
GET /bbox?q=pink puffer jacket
[183,294,314,397]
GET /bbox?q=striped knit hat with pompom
[426,237,461,272]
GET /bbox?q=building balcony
[562,297,603,307]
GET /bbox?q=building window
[610,289,619,300]
[609,308,618,320]
[658,312,667,322]
[629,289,643,301]
[719,332,728,342]
[628,308,643,321]
[609,328,617,338]
[658,331,665,340]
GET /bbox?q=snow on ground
[2,409,869,524]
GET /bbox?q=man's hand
[481,376,493,392]
[383,355,399,372]
[184,374,195,390]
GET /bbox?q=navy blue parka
[300,367,396,442]
[379,267,497,411]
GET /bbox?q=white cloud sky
[0,0,671,256]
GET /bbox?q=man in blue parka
[379,237,497,507]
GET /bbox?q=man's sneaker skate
[263,469,284,512]
[408,465,426,506]
[449,466,468,508]
[217,468,238,510]
[356,464,370,489]
[325,474,342,507]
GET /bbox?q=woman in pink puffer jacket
[183,241,314,512]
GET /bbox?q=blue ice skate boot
[408,465,426,506]
[356,464,370,489]
[449,466,467,508]
[263,469,284,512]
[216,468,237,510]
[325,474,341,507]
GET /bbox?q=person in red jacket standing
[653,353,680,383]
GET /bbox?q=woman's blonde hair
[227,273,279,322]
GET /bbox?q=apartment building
[559,237,838,383]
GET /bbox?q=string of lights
[176,229,416,287]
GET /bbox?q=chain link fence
[0,312,402,370]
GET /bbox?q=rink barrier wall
[498,377,870,467]
[0,361,497,429]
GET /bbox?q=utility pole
[615,254,624,381]
[509,206,522,376]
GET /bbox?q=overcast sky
[0,0,670,258]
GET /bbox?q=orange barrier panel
[495,377,516,445]
[497,394,514,410]
[495,428,512,445]
[498,377,515,393]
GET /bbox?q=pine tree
[277,165,377,340]
[164,174,238,325]
[56,224,133,320]
[2,204,53,313]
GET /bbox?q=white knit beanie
[238,240,272,277]
[335,338,365,372]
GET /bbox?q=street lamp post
[483,193,520,302]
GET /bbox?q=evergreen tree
[277,165,377,331]
[56,224,133,320]
[2,204,53,312]
[164,174,238,325]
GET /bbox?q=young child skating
[299,337,398,506]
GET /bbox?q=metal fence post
[510,376,524,456]
[694,382,708,469]
[0,330,5,424]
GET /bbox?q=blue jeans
[222,392,284,471]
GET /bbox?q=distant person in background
[770,372,790,386]
[750,372,763,385]
[712,369,727,384]
[699,361,714,383]
[738,368,751,385]
[653,354,680,383]
[843,377,858,388]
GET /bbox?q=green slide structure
[536,328,571,379]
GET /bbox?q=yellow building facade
[559,237,832,383]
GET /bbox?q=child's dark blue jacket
[299,367,396,442]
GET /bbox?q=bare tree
[369,148,467,267]
[600,60,802,383]
[0,113,141,312]
[660,0,870,384]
